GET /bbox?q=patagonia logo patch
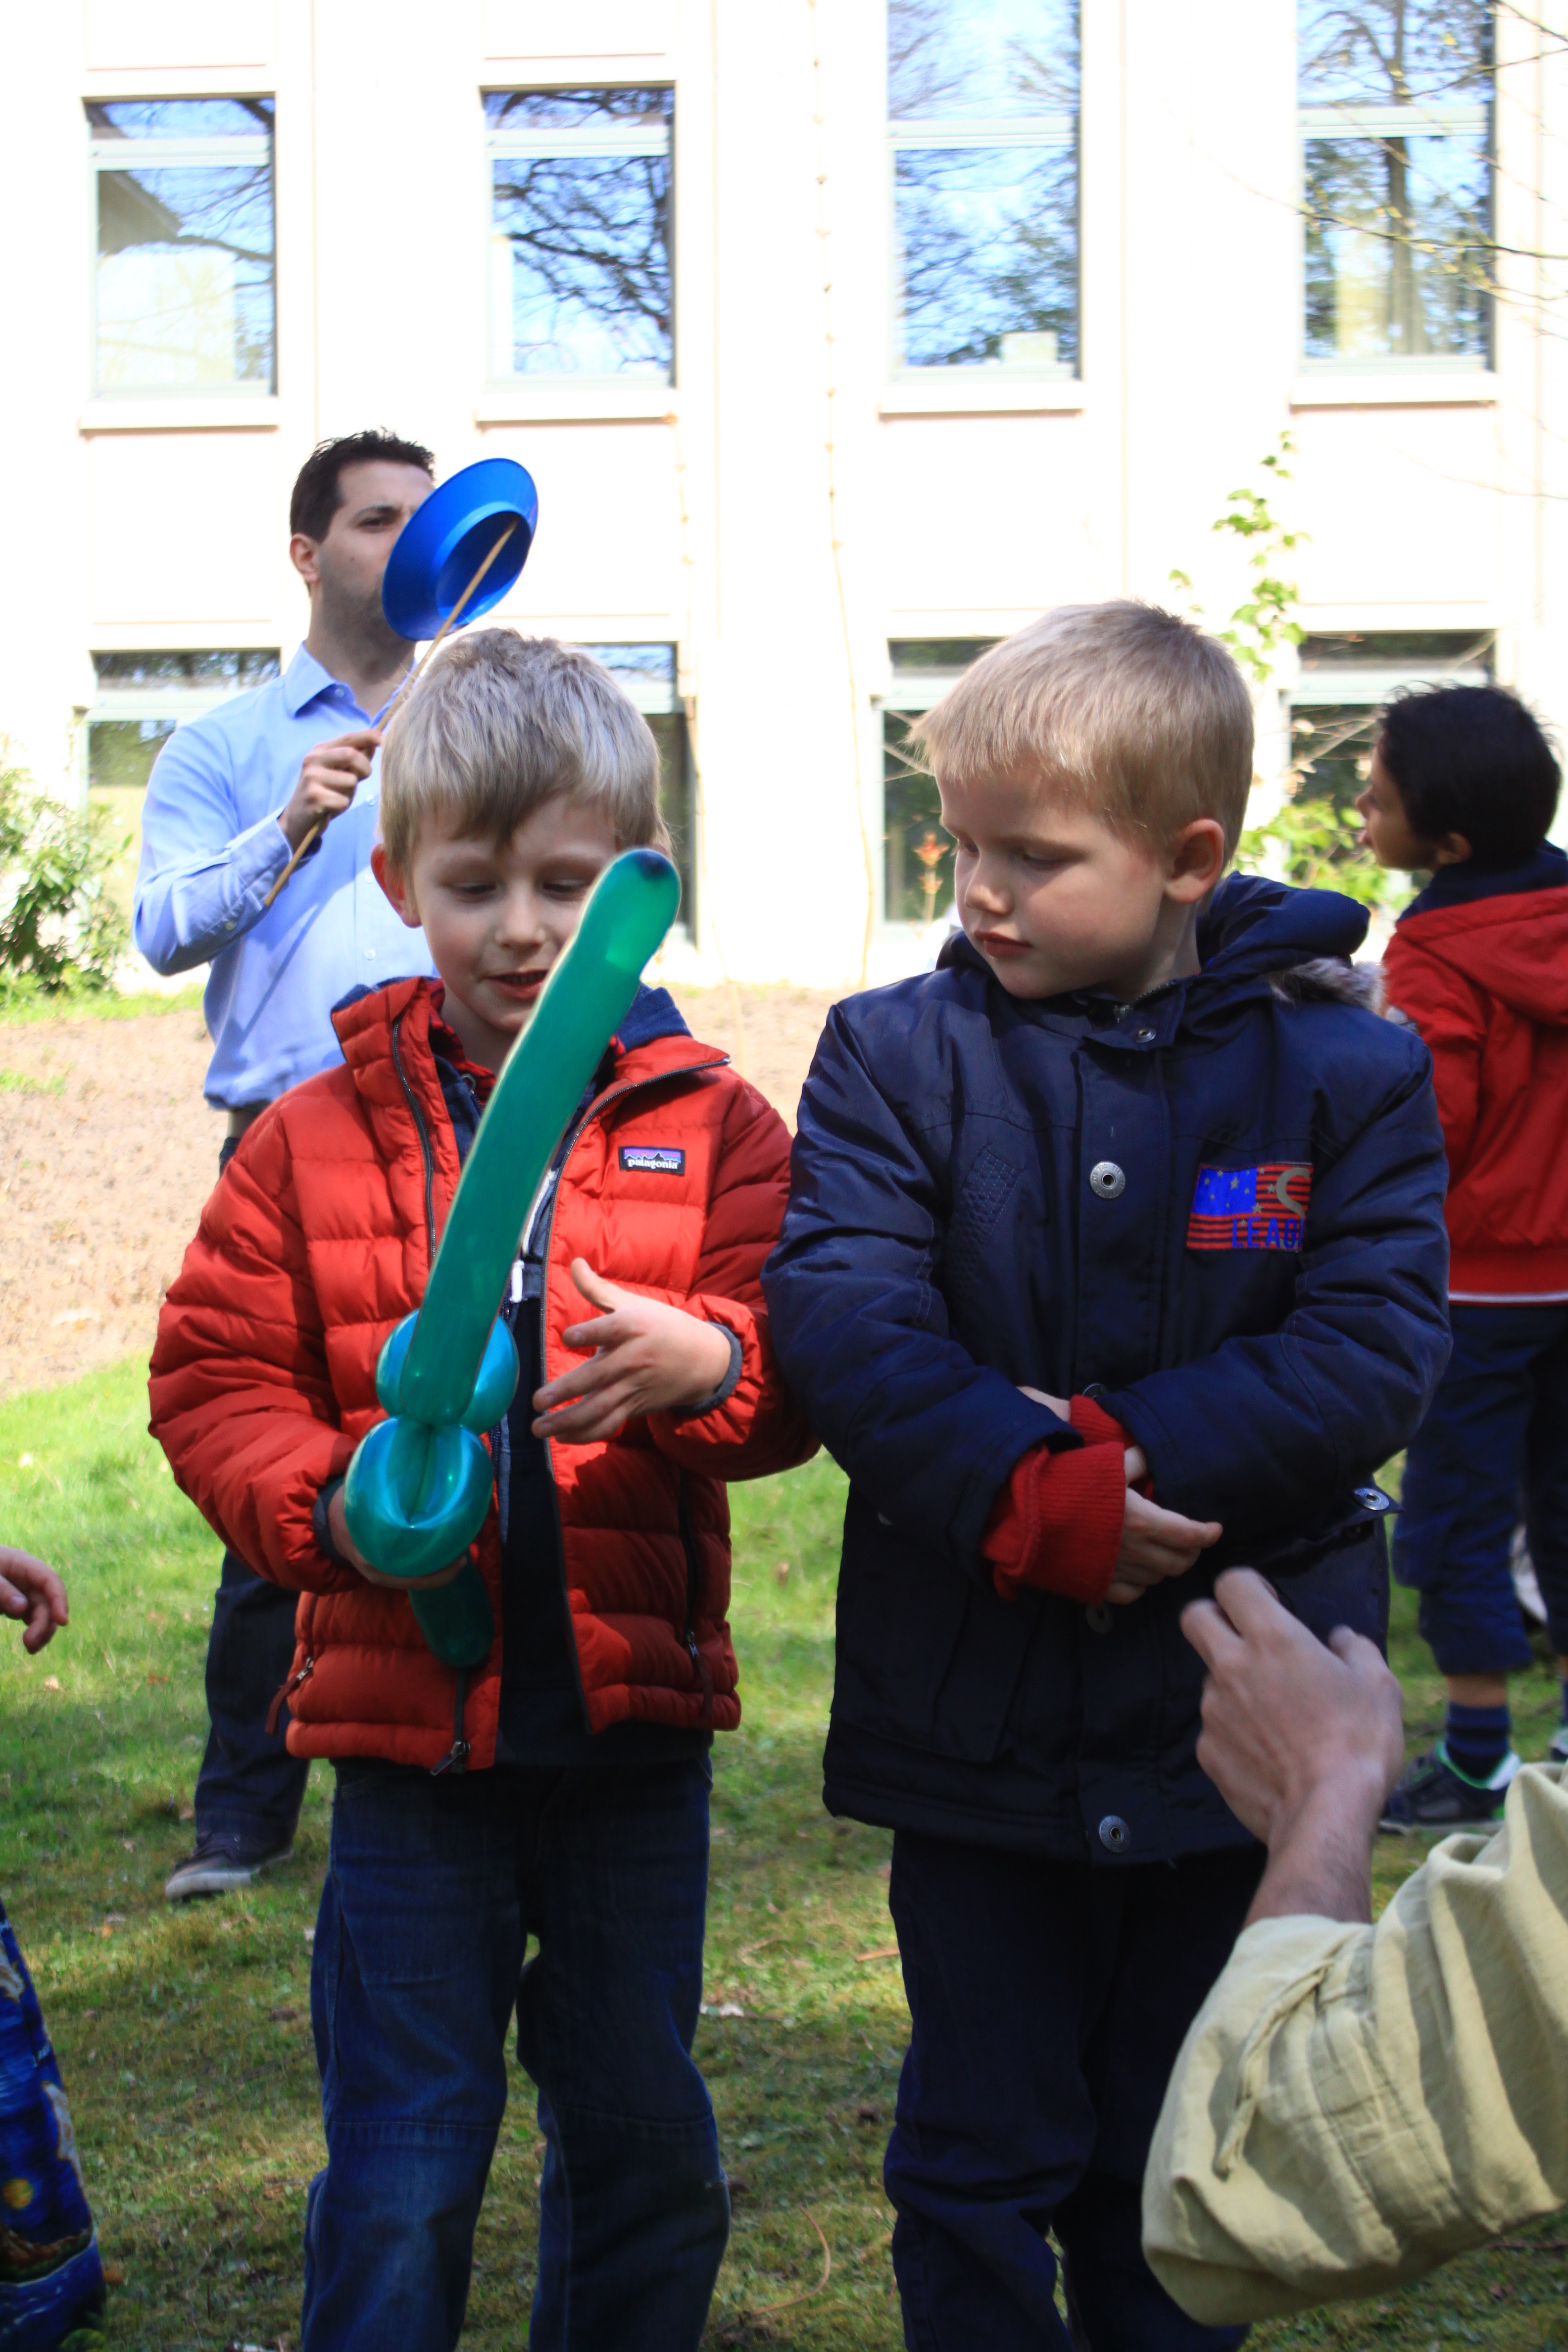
[1187,1163,1312,1253]
[620,1145,686,1175]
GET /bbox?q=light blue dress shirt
[134,644,436,1109]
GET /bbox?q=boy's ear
[1166,818,1228,904]
[1430,831,1473,868]
[371,841,421,928]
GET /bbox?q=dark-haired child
[1358,683,1568,1825]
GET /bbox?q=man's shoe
[1380,1742,1519,1833]
[164,1826,295,1901]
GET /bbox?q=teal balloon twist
[342,848,683,1670]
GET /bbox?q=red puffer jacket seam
[148,976,816,1770]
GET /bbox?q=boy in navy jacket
[763,603,1451,2352]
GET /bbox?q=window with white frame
[578,645,693,928]
[88,100,276,394]
[1290,630,1494,822]
[486,91,674,381]
[87,650,280,908]
[888,0,1078,378]
[1298,1,1492,369]
[882,640,998,927]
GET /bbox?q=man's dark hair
[1378,683,1561,868]
[289,430,435,543]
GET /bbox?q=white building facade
[3,0,1566,985]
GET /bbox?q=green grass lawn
[2,1361,1565,2349]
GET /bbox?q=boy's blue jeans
[885,1832,1262,2352]
[300,1753,727,2352]
[1394,1301,1568,1675]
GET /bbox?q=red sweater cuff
[982,1433,1129,1608]
[1069,1394,1126,1447]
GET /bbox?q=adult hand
[0,1547,69,1653]
[1106,1448,1222,1606]
[278,729,382,852]
[326,1487,464,1591]
[532,1259,735,1443]
[1182,1568,1406,1923]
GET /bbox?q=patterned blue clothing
[0,1901,104,2351]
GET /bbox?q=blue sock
[1445,1701,1511,1782]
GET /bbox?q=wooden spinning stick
[262,516,522,911]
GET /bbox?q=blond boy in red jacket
[1357,681,1568,1826]
[150,630,813,2352]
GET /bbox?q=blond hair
[905,602,1254,856]
[378,629,669,870]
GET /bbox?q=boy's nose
[493,890,548,949]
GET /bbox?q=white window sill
[475,384,676,425]
[881,376,1084,416]
[79,397,280,433]
[1290,373,1498,408]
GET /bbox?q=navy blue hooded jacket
[763,876,1452,1862]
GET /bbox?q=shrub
[0,754,130,999]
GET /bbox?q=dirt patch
[0,986,839,1402]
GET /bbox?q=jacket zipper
[676,1470,715,1724]
[536,1052,731,1733]
[430,1664,472,1776]
[391,1008,474,1773]
[390,1010,438,1265]
[265,1594,317,1737]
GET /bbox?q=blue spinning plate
[382,457,539,642]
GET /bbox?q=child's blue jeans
[1394,1301,1568,1675]
[884,1832,1262,2352]
[300,1753,727,2352]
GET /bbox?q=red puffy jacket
[1382,865,1568,1299]
[149,976,815,1770]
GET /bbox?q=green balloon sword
[343,847,683,1667]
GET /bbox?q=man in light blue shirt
[137,429,440,1901]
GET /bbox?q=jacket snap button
[1089,1161,1126,1200]
[1136,1026,1157,1043]
[1099,1815,1130,1853]
[1085,1604,1115,1634]
[1355,1485,1390,1512]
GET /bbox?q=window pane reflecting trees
[89,99,276,393]
[889,0,1078,375]
[487,90,673,380]
[1298,2,1492,366]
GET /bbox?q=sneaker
[1380,1742,1519,1833]
[164,1826,295,1901]
[1549,1724,1568,1765]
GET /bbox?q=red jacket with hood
[1381,843,1568,1300]
[148,976,815,1771]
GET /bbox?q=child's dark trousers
[300,1753,727,2352]
[1394,1301,1568,1674]
[884,1831,1263,2352]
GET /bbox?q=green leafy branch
[0,756,130,1001]
[1169,435,1308,688]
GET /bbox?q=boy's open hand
[1107,1447,1222,1606]
[532,1259,735,1444]
[0,1546,69,1653]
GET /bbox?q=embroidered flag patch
[620,1145,686,1175]
[1187,1162,1312,1252]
